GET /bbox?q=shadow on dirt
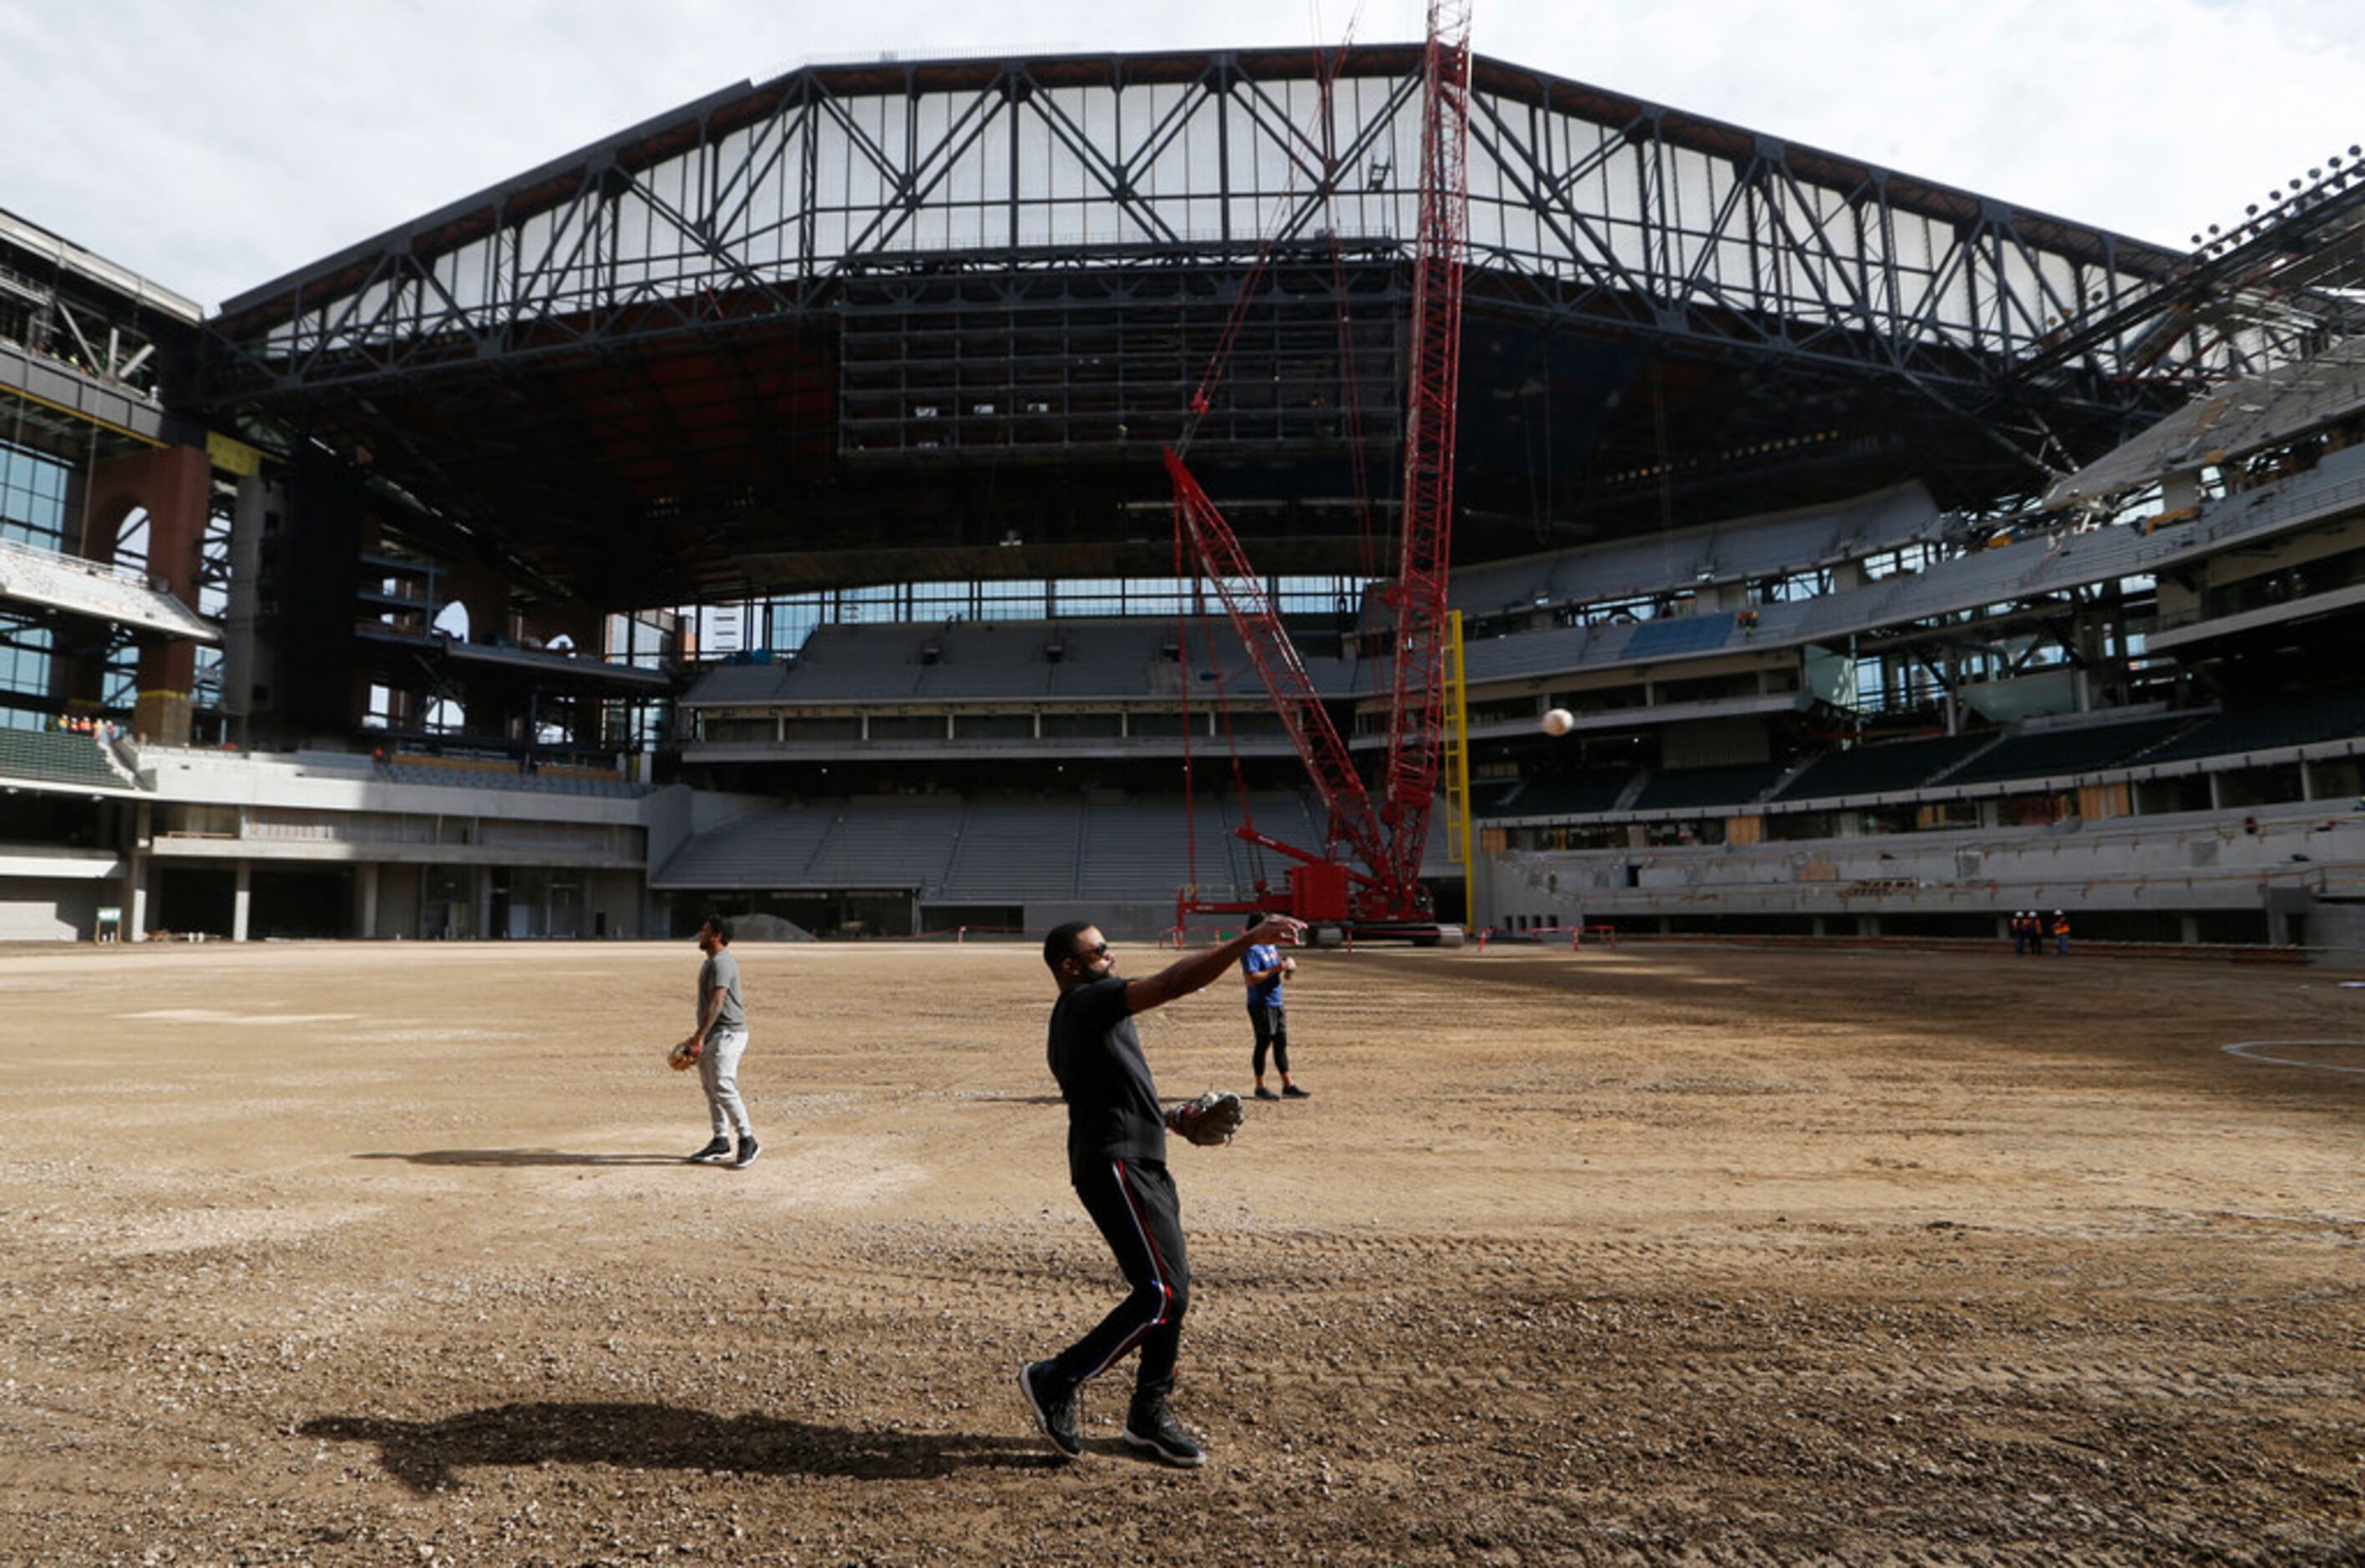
[302,1402,1051,1489]
[353,1149,690,1167]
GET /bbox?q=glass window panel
[835,584,899,625]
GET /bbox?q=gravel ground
[1,938,2360,1564]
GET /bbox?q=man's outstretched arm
[1125,917,1305,1016]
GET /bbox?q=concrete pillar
[218,472,268,745]
[2180,913,2201,944]
[359,862,381,939]
[124,802,151,943]
[232,861,252,943]
[476,866,494,940]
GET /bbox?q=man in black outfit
[1020,913,1308,1466]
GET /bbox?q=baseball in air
[1542,707,1575,736]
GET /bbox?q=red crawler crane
[1168,0,1471,936]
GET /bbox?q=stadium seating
[1076,793,1250,900]
[1630,761,1788,812]
[1478,771,1633,817]
[1620,614,1737,660]
[937,797,1086,901]
[655,799,843,886]
[1943,716,2196,787]
[2139,689,2365,764]
[654,787,1335,906]
[0,535,213,640]
[705,618,1355,706]
[0,726,132,789]
[1450,482,1942,615]
[681,661,798,706]
[1467,779,1522,816]
[1772,734,1988,801]
[800,795,965,889]
[379,754,646,798]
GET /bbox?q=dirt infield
[2,938,2360,1564]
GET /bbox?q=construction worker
[2052,910,2070,958]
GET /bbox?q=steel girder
[203,47,2202,408]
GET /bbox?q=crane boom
[1167,0,1471,931]
[1379,0,1472,892]
[1165,448,1390,874]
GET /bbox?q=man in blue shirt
[1243,933,1309,1100]
[1020,913,1308,1466]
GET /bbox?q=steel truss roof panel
[195,43,2297,609]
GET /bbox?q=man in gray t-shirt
[677,914,757,1167]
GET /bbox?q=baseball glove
[667,1038,704,1072]
[1167,1090,1245,1146]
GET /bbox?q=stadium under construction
[4,31,2364,954]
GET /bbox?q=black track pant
[1046,1158,1190,1404]
[1249,1001,1290,1078]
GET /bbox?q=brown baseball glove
[667,1038,703,1071]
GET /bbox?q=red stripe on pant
[1047,1157,1192,1402]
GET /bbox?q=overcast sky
[3,0,2358,311]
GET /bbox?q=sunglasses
[1075,941,1112,959]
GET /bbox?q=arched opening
[112,506,151,574]
[99,507,151,710]
[425,602,471,734]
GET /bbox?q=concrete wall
[0,881,100,941]
[1482,799,2365,941]
[2303,903,2365,968]
[1025,901,1177,941]
[587,869,645,938]
[369,862,423,939]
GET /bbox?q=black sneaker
[1019,1361,1082,1461]
[732,1136,761,1169]
[1253,1086,1281,1101]
[687,1136,732,1164]
[1122,1399,1205,1468]
[1282,1085,1312,1100]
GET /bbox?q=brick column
[88,443,211,744]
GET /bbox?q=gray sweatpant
[698,1027,752,1141]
